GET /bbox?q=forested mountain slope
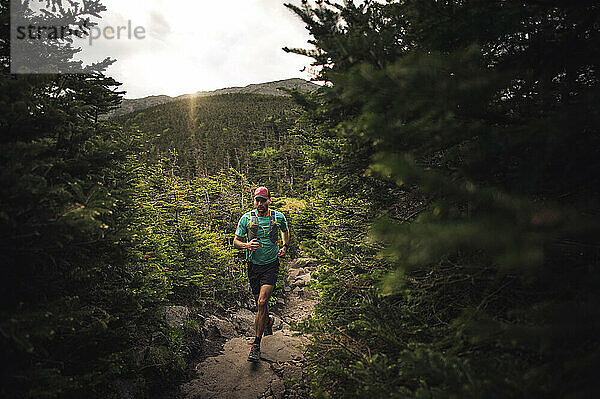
[117,92,309,195]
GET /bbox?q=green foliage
[129,153,249,307]
[0,2,250,397]
[271,196,312,257]
[0,8,147,386]
[287,0,600,397]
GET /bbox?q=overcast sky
[72,0,315,99]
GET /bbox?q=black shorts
[247,258,280,296]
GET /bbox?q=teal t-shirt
[235,209,288,265]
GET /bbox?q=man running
[233,186,290,362]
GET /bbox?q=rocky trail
[178,258,319,399]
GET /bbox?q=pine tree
[0,1,155,397]
[287,0,600,396]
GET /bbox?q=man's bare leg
[254,284,274,339]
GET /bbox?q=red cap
[254,186,270,199]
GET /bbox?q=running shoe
[248,343,260,362]
[264,314,274,336]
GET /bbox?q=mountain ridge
[106,78,319,119]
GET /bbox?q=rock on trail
[179,258,318,399]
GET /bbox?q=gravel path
[180,258,319,399]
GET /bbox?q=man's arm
[278,229,290,257]
[281,229,290,247]
[233,235,246,249]
[233,235,259,251]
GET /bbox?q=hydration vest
[247,209,279,244]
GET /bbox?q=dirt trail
[180,258,319,399]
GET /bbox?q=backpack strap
[268,209,279,244]
[247,210,259,241]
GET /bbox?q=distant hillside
[106,78,318,119]
[117,92,308,194]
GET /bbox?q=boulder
[288,268,305,281]
[164,305,189,327]
[230,308,256,336]
[292,274,311,288]
[203,315,236,340]
[289,258,318,269]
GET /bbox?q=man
[233,186,290,362]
